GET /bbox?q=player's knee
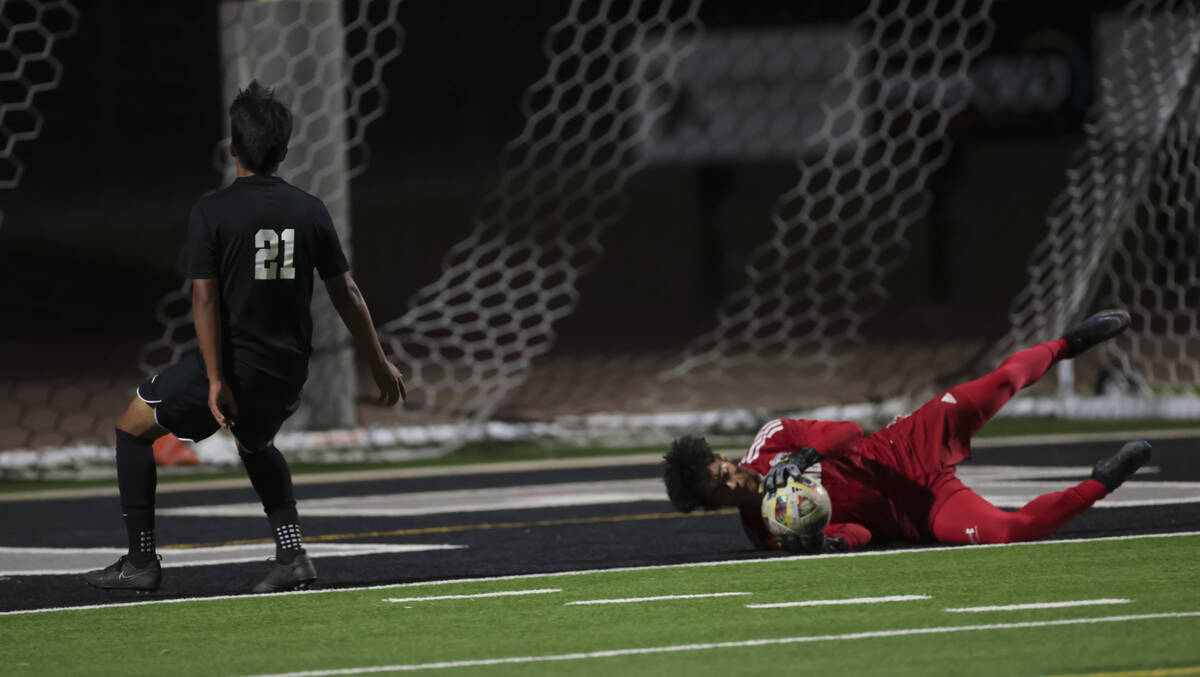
[116,398,165,441]
[988,364,1026,397]
[237,439,273,456]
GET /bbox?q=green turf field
[3,533,1197,676]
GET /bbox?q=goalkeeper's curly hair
[663,435,719,513]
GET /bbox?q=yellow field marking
[1046,668,1200,677]
[161,508,738,550]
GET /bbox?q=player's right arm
[777,523,872,554]
[744,419,863,466]
[751,419,865,491]
[187,203,237,428]
[193,278,237,428]
[815,421,864,457]
[324,272,406,405]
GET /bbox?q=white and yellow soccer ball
[760,474,832,538]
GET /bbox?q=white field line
[945,599,1131,613]
[383,589,561,603]
[143,472,1199,518]
[2,530,1198,616]
[156,479,669,518]
[0,543,465,577]
[240,612,1200,677]
[746,594,929,609]
[565,592,750,606]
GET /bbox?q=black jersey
[187,174,349,387]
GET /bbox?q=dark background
[0,0,1118,351]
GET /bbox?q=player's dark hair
[662,435,719,513]
[229,80,293,175]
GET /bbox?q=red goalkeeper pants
[931,479,1108,544]
[930,338,1109,544]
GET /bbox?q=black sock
[115,429,157,566]
[268,508,304,564]
[240,444,302,562]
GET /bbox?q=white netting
[0,0,80,455]
[138,0,405,429]
[378,0,704,428]
[650,0,995,415]
[0,0,77,226]
[1003,0,1200,411]
[7,1,1200,472]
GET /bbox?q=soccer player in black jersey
[84,81,405,594]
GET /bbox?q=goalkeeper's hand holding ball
[761,446,824,493]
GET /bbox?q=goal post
[139,0,405,431]
[219,0,356,430]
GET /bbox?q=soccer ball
[760,474,832,538]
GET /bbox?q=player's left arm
[777,522,871,554]
[825,522,871,551]
[312,206,406,406]
[186,203,236,428]
[325,272,406,405]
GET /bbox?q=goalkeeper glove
[779,532,847,554]
[761,447,823,493]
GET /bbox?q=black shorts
[137,350,301,450]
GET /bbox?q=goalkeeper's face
[704,455,761,507]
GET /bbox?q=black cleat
[83,555,162,592]
[1061,309,1130,358]
[1091,440,1152,491]
[252,551,317,593]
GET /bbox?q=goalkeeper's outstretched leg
[951,309,1131,438]
[932,440,1151,544]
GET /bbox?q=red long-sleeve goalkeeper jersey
[737,417,945,551]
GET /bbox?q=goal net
[376,0,705,436]
[0,0,77,228]
[1000,0,1200,419]
[3,0,1199,473]
[367,0,1199,452]
[379,0,1005,448]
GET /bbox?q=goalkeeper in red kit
[663,309,1152,553]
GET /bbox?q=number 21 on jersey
[255,228,295,280]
